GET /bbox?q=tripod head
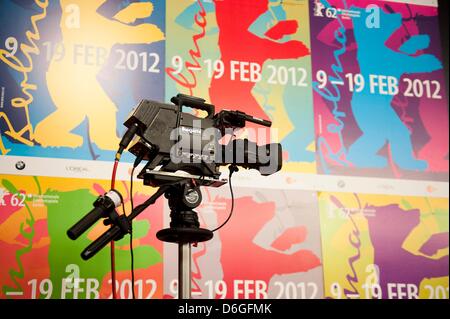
[157,177,213,244]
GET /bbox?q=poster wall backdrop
[0,0,448,299]
[0,174,164,299]
[311,0,448,181]
[0,0,165,162]
[319,192,448,299]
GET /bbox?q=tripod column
[178,243,191,299]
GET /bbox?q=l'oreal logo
[65,166,89,173]
[377,184,394,191]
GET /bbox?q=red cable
[110,159,119,299]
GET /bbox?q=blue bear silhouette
[347,7,442,171]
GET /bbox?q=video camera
[67,94,282,261]
[123,94,282,186]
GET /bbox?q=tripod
[79,170,226,299]
[156,182,213,299]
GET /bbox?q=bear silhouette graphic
[34,0,164,150]
[347,7,442,171]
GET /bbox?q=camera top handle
[171,94,215,119]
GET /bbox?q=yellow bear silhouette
[34,0,164,150]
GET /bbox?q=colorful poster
[319,191,449,299]
[165,0,317,173]
[0,0,448,301]
[0,174,164,299]
[311,0,448,181]
[0,0,165,162]
[162,187,324,299]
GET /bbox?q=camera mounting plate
[140,169,228,187]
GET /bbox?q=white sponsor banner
[1,155,448,198]
[230,170,449,198]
